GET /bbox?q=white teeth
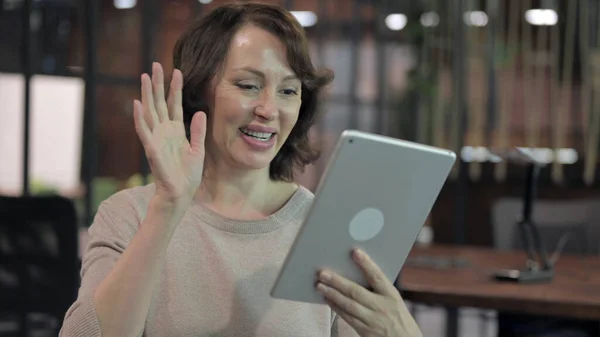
[240,128,273,141]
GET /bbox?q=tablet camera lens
[349,139,353,144]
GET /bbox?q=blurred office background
[1,0,600,336]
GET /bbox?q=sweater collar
[189,185,313,234]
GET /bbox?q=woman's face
[205,24,302,172]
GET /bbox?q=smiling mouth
[239,127,275,141]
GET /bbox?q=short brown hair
[173,2,334,182]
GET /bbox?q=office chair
[0,195,80,337]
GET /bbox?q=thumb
[189,111,207,155]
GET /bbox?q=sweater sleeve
[59,190,141,337]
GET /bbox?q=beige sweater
[59,184,360,337]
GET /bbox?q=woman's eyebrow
[233,66,299,81]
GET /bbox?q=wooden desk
[399,244,600,320]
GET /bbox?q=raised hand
[133,62,207,210]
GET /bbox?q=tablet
[270,130,456,304]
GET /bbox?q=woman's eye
[281,88,298,96]
[237,83,259,91]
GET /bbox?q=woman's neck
[195,159,297,220]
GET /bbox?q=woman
[60,3,422,337]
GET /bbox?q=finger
[352,249,399,297]
[189,111,207,153]
[133,100,152,148]
[326,299,370,335]
[167,68,184,121]
[141,74,158,130]
[318,269,379,310]
[318,283,371,330]
[152,62,169,123]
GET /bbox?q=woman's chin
[233,152,275,171]
[226,139,275,168]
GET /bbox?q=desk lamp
[490,148,554,283]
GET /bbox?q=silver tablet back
[271,130,456,304]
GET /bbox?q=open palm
[133,62,207,205]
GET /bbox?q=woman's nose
[254,90,277,120]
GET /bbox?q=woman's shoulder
[90,183,157,237]
[294,184,315,203]
[278,184,314,221]
[102,183,156,215]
